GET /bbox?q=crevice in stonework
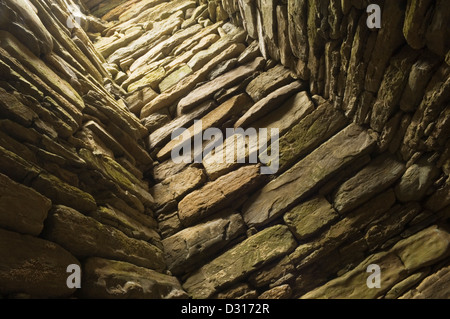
[0,0,449,299]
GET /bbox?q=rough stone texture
[159,64,193,92]
[89,205,161,248]
[395,163,440,202]
[151,166,206,209]
[178,165,263,226]
[148,100,216,150]
[400,265,450,299]
[177,57,264,114]
[333,154,406,214]
[202,91,314,180]
[301,226,450,299]
[0,228,79,298]
[235,81,303,128]
[158,93,253,160]
[43,205,166,271]
[268,102,348,172]
[284,196,339,241]
[140,42,246,117]
[183,225,297,299]
[385,270,429,299]
[245,64,293,101]
[392,225,450,271]
[162,211,246,275]
[403,0,434,50]
[81,257,187,299]
[243,124,376,228]
[258,284,292,299]
[1,0,449,300]
[0,172,51,236]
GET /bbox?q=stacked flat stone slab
[0,0,449,300]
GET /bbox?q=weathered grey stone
[258,284,292,299]
[333,154,406,214]
[216,283,257,299]
[127,66,166,93]
[245,64,293,102]
[284,196,339,241]
[400,265,450,299]
[395,163,440,202]
[140,42,246,117]
[403,0,434,50]
[244,124,376,228]
[0,31,84,112]
[43,205,166,271]
[130,24,203,73]
[400,52,439,112]
[159,64,193,92]
[301,251,406,299]
[187,30,246,71]
[89,206,161,248]
[158,94,253,160]
[183,225,297,299]
[0,88,38,127]
[370,48,419,132]
[96,27,144,59]
[151,167,206,209]
[251,90,315,136]
[402,64,450,158]
[0,228,79,298]
[78,149,153,207]
[237,40,261,65]
[385,270,430,299]
[81,257,187,299]
[276,5,296,69]
[235,81,303,128]
[393,225,450,271]
[238,0,258,38]
[207,58,238,81]
[158,211,182,238]
[266,102,348,172]
[287,0,308,78]
[178,165,263,227]
[152,159,188,182]
[107,13,183,65]
[162,211,246,275]
[31,172,97,213]
[148,100,216,149]
[425,0,450,56]
[425,179,450,212]
[177,58,264,114]
[203,91,315,180]
[0,0,53,56]
[364,202,421,250]
[364,0,406,93]
[84,120,129,158]
[0,172,51,236]
[141,108,171,132]
[248,256,296,289]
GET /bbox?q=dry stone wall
[0,0,449,299]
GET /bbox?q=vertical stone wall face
[0,0,449,299]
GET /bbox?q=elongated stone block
[243,124,376,228]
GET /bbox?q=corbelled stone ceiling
[0,0,449,299]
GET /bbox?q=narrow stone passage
[0,0,449,299]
